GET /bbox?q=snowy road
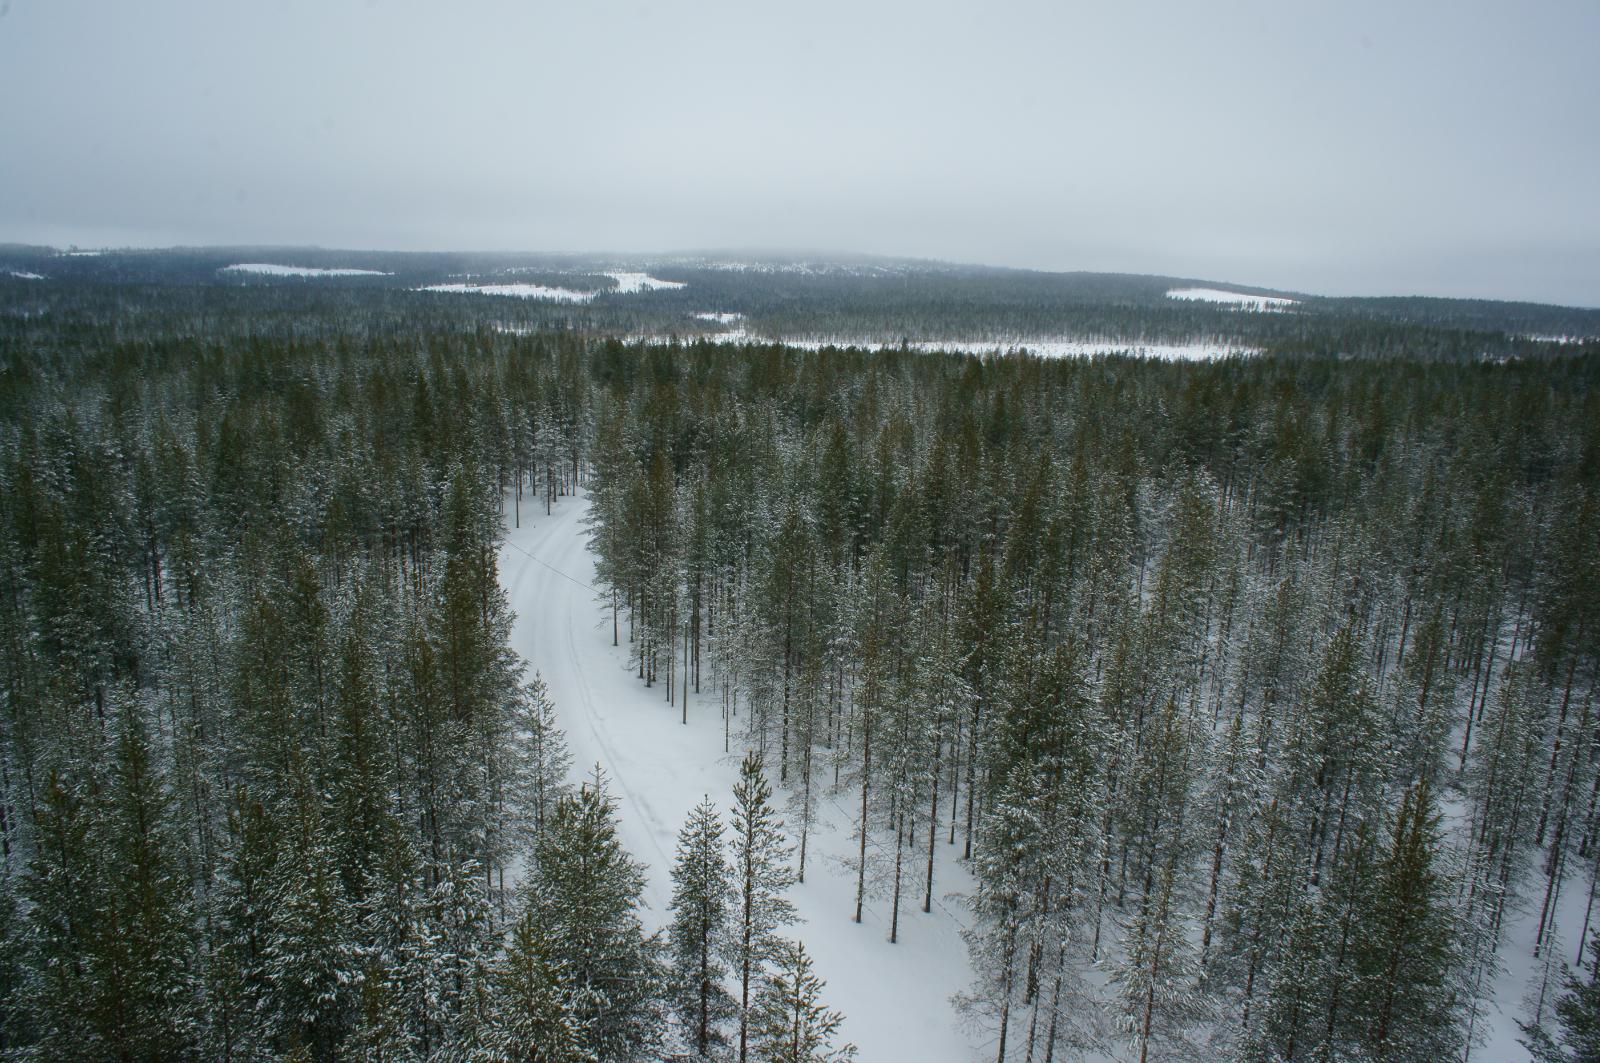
[499,487,984,1063]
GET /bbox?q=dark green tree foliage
[668,796,737,1060]
[1,271,1597,1060]
[730,751,797,1063]
[475,904,589,1063]
[526,775,663,1062]
[574,334,1598,1059]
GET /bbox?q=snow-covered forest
[0,273,1598,1061]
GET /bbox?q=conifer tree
[527,773,663,1062]
[1357,779,1465,1062]
[748,940,857,1063]
[668,796,737,1060]
[475,904,589,1063]
[1525,933,1600,1062]
[99,702,197,1059]
[512,672,571,851]
[267,793,359,1059]
[729,751,797,1063]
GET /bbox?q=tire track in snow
[500,488,984,1063]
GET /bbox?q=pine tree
[1526,932,1600,1062]
[1112,861,1210,1063]
[1355,779,1465,1062]
[266,793,359,1060]
[345,960,419,1063]
[527,773,663,1062]
[19,768,101,1059]
[418,856,498,1054]
[99,701,197,1059]
[729,751,797,1063]
[668,796,737,1060]
[475,904,589,1063]
[748,940,856,1063]
[512,671,571,851]
[208,786,280,1061]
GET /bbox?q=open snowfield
[664,328,1258,361]
[1167,287,1298,310]
[500,488,983,1063]
[221,263,393,277]
[420,282,597,303]
[1521,334,1592,345]
[421,273,685,302]
[6,270,45,280]
[603,271,686,293]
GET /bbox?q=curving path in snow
[499,487,983,1063]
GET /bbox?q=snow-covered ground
[6,270,45,280]
[680,258,918,277]
[603,271,686,293]
[420,272,686,302]
[1473,872,1594,1062]
[1520,334,1591,345]
[499,489,982,1063]
[694,311,745,324]
[419,282,597,303]
[221,263,393,277]
[1167,287,1298,311]
[666,329,1257,361]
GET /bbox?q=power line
[500,533,599,595]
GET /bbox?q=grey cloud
[2,0,1596,305]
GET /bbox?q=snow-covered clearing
[681,259,914,277]
[1167,287,1298,310]
[661,329,1257,361]
[499,489,982,1063]
[221,263,393,277]
[421,272,685,303]
[603,271,686,293]
[694,311,745,324]
[420,282,597,303]
[6,270,45,280]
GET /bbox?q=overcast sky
[2,1,1596,305]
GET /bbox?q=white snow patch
[6,270,45,280]
[602,271,686,294]
[418,282,596,303]
[660,329,1257,361]
[221,263,393,277]
[1520,334,1591,345]
[686,259,913,277]
[1167,287,1298,310]
[500,491,982,1063]
[693,311,744,324]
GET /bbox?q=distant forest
[4,246,1598,358]
[0,264,1598,1061]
